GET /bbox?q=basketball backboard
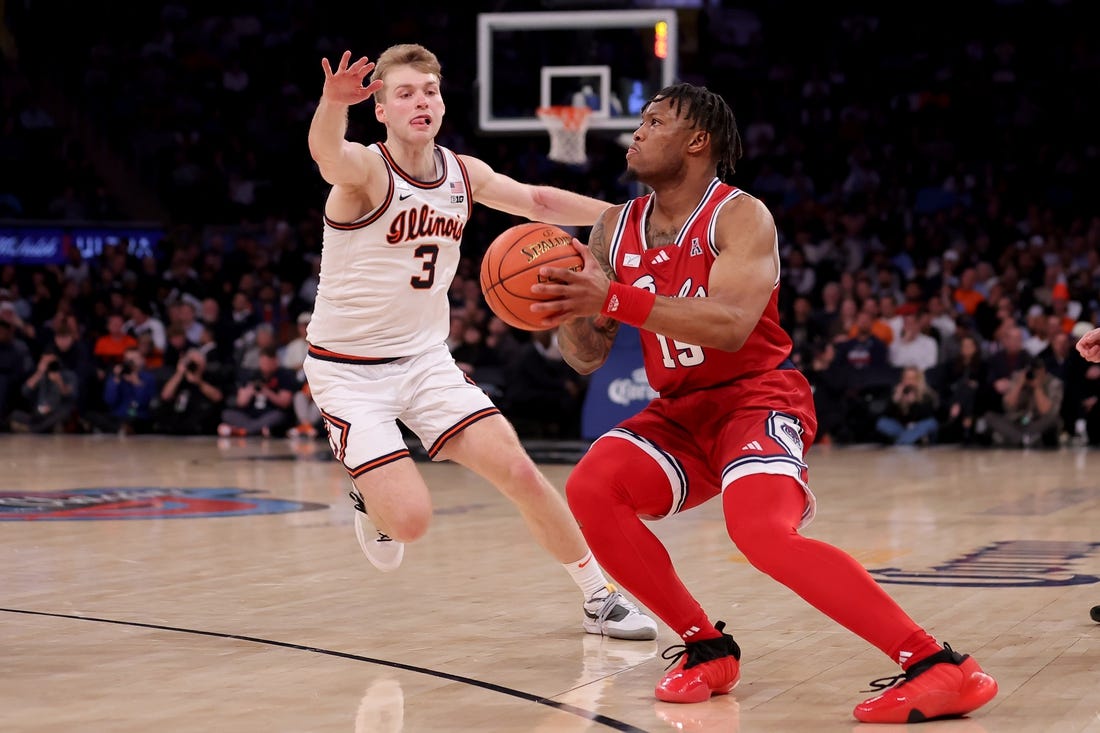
[476,10,678,134]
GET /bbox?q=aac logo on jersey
[0,487,327,521]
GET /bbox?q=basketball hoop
[536,106,591,166]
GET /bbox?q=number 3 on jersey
[410,244,439,289]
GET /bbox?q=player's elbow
[711,334,749,353]
[565,353,606,376]
[310,155,345,186]
[706,320,752,352]
[309,142,352,185]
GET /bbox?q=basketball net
[536,106,591,166]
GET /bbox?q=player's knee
[566,466,617,523]
[384,509,431,543]
[724,485,798,566]
[492,453,552,503]
[726,517,792,565]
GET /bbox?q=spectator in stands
[805,339,847,445]
[155,348,225,435]
[849,298,894,346]
[9,352,79,433]
[926,290,958,345]
[0,298,36,345]
[286,381,323,440]
[85,346,158,434]
[936,333,989,445]
[953,267,986,317]
[875,366,940,446]
[985,324,1028,407]
[0,314,34,430]
[41,321,93,414]
[135,330,165,374]
[889,312,939,372]
[281,311,311,375]
[217,347,296,437]
[237,322,278,376]
[985,356,1063,448]
[92,313,137,370]
[124,299,167,353]
[787,295,824,367]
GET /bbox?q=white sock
[564,550,610,600]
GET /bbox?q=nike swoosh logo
[399,193,414,201]
[578,556,592,568]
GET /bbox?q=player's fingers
[338,50,352,71]
[531,307,568,329]
[529,297,566,312]
[321,57,333,76]
[537,265,577,283]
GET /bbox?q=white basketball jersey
[307,143,473,358]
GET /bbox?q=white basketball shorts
[303,342,499,477]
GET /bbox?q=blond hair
[370,44,442,101]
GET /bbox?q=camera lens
[47,361,60,373]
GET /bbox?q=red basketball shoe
[854,644,998,724]
[655,621,741,704]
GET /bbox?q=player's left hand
[530,240,609,327]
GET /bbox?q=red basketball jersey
[607,180,793,397]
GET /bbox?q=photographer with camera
[874,366,941,446]
[9,352,78,433]
[984,356,1063,448]
[155,348,225,435]
[217,347,296,437]
[84,347,158,435]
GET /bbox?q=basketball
[479,222,583,331]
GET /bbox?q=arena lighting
[654,21,668,59]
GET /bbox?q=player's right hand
[1077,327,1100,363]
[320,50,384,106]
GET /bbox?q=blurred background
[1,0,1097,450]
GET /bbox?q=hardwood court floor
[2,434,1099,733]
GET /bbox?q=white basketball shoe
[349,489,404,572]
[583,584,658,640]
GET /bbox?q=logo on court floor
[870,540,1100,587]
[0,487,327,521]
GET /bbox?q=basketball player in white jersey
[304,44,656,640]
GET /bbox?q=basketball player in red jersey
[530,83,998,723]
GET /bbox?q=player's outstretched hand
[1077,327,1100,363]
[321,50,383,106]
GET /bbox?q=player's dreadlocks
[646,83,743,182]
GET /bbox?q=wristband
[601,281,656,327]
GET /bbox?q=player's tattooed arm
[557,214,621,375]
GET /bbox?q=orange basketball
[479,222,583,331]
